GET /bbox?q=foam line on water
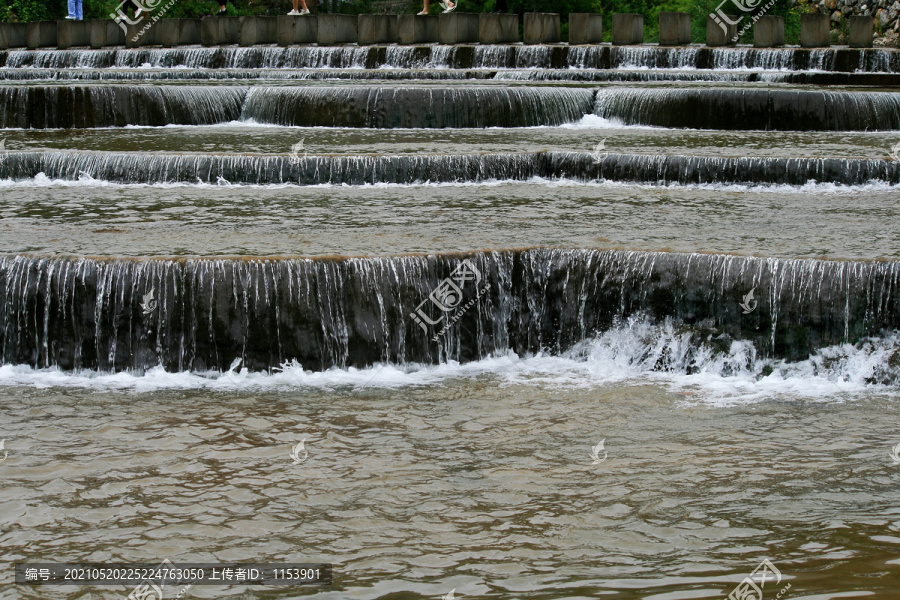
[0,316,896,403]
[0,173,894,194]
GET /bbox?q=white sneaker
[65,15,76,19]
[287,9,300,15]
[417,9,428,14]
[443,2,456,12]
[300,8,310,14]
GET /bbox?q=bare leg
[418,0,428,14]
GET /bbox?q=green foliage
[0,0,62,21]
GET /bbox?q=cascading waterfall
[3,45,898,73]
[609,46,703,69]
[0,85,246,128]
[5,84,900,130]
[593,88,900,131]
[0,68,493,82]
[0,84,593,129]
[496,70,756,82]
[472,45,515,69]
[1,250,898,374]
[0,151,548,186]
[239,86,593,128]
[1,46,377,70]
[2,151,897,187]
[1,68,896,87]
[701,47,834,71]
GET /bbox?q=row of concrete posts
[0,11,875,50]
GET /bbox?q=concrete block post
[478,13,518,44]
[176,18,201,45]
[439,12,479,44]
[358,14,398,44]
[294,14,318,43]
[278,14,317,44]
[125,22,143,47]
[317,14,357,44]
[27,21,57,49]
[706,13,738,46]
[106,20,126,46]
[0,23,29,49]
[10,22,28,48]
[88,19,107,48]
[753,15,784,47]
[143,20,165,46]
[848,15,873,48]
[201,16,218,46]
[800,12,830,47]
[58,20,91,48]
[523,12,560,44]
[611,13,643,45]
[240,16,278,45]
[218,16,241,44]
[398,14,438,43]
[658,12,690,45]
[568,13,603,44]
[159,18,181,47]
[277,15,295,45]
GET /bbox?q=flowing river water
[0,44,899,599]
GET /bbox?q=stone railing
[0,12,884,50]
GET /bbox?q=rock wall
[819,0,900,46]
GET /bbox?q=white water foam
[0,317,896,403]
[0,172,895,195]
[558,114,635,129]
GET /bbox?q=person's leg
[299,0,308,13]
[67,0,76,18]
[76,0,83,20]
[418,0,428,14]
